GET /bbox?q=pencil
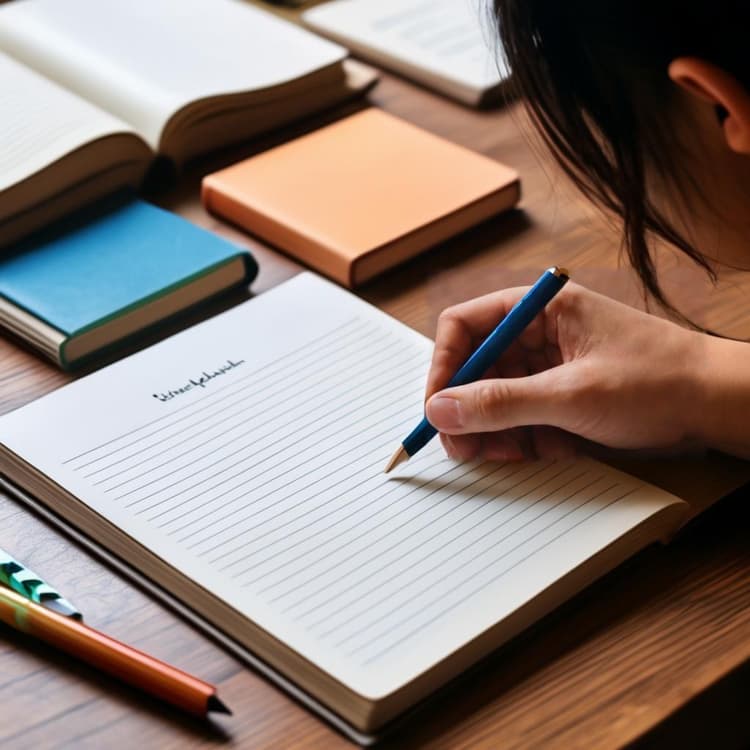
[0,545,81,619]
[0,585,230,718]
[385,266,570,472]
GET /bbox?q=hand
[424,283,713,461]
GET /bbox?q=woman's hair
[492,0,750,318]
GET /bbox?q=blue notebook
[0,199,257,368]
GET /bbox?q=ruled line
[239,454,466,586]
[196,427,415,561]
[100,338,412,497]
[264,462,551,606]
[167,401,436,543]
[317,472,602,641]
[77,318,374,475]
[258,458,489,602]
[351,480,617,652]
[231,456,455,582]
[202,447,451,570]
[88,325,393,485]
[128,363,424,523]
[145,389,422,529]
[170,408,428,544]
[293,462,539,624]
[358,486,640,664]
[274,462,563,613]
[63,316,366,469]
[120,355,422,511]
[182,417,416,559]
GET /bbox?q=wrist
[691,333,750,458]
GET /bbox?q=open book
[303,0,510,106]
[0,273,745,739]
[0,0,375,248]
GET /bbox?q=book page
[0,51,135,194]
[0,0,346,151]
[304,0,508,103]
[0,273,685,699]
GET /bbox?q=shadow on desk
[632,660,750,750]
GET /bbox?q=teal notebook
[0,199,257,369]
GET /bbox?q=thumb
[426,369,575,435]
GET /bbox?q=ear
[669,57,750,154]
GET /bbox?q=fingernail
[428,396,463,430]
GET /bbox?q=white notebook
[303,0,510,106]
[0,273,725,735]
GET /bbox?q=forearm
[694,335,750,459]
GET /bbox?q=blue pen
[384,266,570,472]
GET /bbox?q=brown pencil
[0,585,230,717]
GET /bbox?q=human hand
[424,283,711,461]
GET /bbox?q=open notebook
[0,0,375,247]
[0,273,735,738]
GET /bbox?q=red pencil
[0,585,230,717]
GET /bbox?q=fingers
[442,431,525,462]
[426,367,577,435]
[426,307,474,402]
[425,287,548,400]
[442,427,580,462]
[529,426,581,459]
[441,433,480,461]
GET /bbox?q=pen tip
[384,445,409,474]
[207,695,232,715]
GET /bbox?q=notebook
[0,199,256,369]
[1,272,747,738]
[0,0,377,248]
[303,0,510,106]
[202,109,520,287]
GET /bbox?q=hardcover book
[202,109,520,287]
[0,199,256,369]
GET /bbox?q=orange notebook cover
[202,108,520,287]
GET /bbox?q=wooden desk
[1,71,749,750]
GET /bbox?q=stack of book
[0,0,377,367]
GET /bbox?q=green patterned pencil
[0,546,81,619]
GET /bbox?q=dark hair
[492,0,750,320]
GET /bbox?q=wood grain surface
[1,65,749,750]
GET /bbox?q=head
[492,0,750,319]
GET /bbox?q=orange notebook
[202,109,520,287]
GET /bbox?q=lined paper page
[0,273,684,697]
[0,51,133,192]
